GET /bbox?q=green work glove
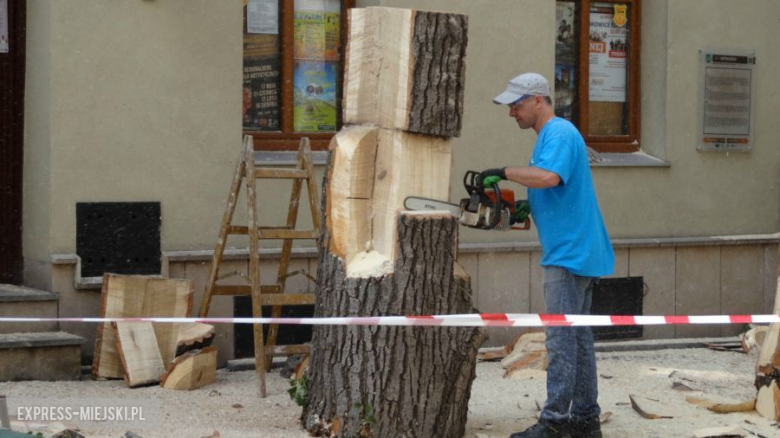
[477,167,507,186]
[512,200,530,223]
[481,175,503,188]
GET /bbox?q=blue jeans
[540,266,601,424]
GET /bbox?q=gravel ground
[2,347,779,437]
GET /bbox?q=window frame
[244,0,356,151]
[574,0,641,153]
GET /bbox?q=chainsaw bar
[403,196,461,218]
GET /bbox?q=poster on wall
[698,50,756,151]
[247,0,278,35]
[0,0,9,54]
[293,61,337,132]
[244,57,281,130]
[555,2,577,121]
[294,10,340,61]
[588,3,629,102]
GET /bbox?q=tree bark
[303,207,486,437]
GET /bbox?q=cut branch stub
[344,7,468,137]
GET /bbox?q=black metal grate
[590,276,644,340]
[76,202,161,277]
[233,296,314,359]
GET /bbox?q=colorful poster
[294,11,340,61]
[588,4,629,102]
[293,61,338,132]
[0,0,8,54]
[243,57,281,130]
[247,0,278,35]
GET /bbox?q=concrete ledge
[48,233,780,265]
[0,284,58,302]
[0,332,85,381]
[0,332,86,349]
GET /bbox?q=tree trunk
[303,208,486,437]
[301,7,482,437]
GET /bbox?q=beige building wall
[369,0,780,243]
[17,0,780,357]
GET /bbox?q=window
[242,0,355,151]
[555,0,641,152]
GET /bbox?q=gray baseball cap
[493,72,551,104]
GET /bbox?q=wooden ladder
[198,135,320,398]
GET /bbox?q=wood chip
[629,394,674,419]
[599,411,612,424]
[685,396,756,413]
[672,381,698,392]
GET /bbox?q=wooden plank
[267,344,310,356]
[244,133,267,398]
[254,168,308,179]
[113,322,165,388]
[211,284,281,296]
[92,274,193,379]
[160,346,217,391]
[260,293,315,306]
[257,229,319,240]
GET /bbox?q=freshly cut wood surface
[92,274,193,379]
[160,346,217,391]
[344,7,467,137]
[756,380,780,420]
[175,322,215,357]
[113,322,165,387]
[327,125,379,265]
[369,129,451,265]
[327,128,452,278]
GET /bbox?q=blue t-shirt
[527,117,614,277]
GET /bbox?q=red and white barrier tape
[0,314,779,327]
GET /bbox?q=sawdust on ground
[1,347,778,437]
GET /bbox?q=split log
[160,346,217,391]
[501,331,547,378]
[344,7,467,137]
[174,322,215,357]
[92,274,193,379]
[113,322,165,387]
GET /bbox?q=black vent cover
[590,276,644,341]
[76,202,161,277]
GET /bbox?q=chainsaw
[404,170,531,231]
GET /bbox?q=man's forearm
[505,166,561,188]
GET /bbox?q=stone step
[0,332,85,381]
[0,284,59,334]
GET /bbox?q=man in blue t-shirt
[479,72,614,438]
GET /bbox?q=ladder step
[211,285,282,296]
[227,226,318,240]
[254,168,309,179]
[257,229,319,240]
[209,286,314,306]
[261,293,315,306]
[266,344,309,356]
